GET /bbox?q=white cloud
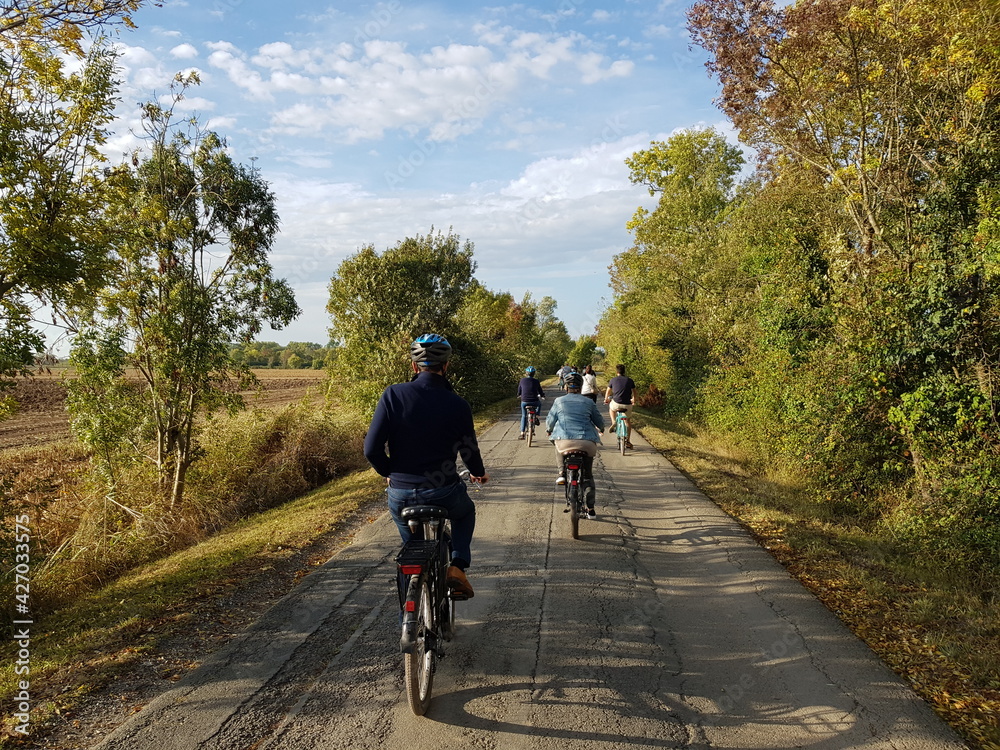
[644,24,673,39]
[197,28,635,143]
[170,43,199,59]
[207,115,237,130]
[207,45,274,101]
[169,95,216,113]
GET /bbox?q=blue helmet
[410,333,452,366]
[525,366,536,375]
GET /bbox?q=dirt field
[0,369,328,451]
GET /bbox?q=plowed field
[1,369,327,451]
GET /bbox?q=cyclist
[516,366,545,439]
[546,372,605,519]
[557,363,572,390]
[580,365,598,402]
[363,333,489,599]
[604,363,636,450]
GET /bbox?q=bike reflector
[405,601,417,612]
[567,463,580,470]
[400,564,423,575]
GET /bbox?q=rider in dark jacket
[364,334,489,599]
[516,366,545,439]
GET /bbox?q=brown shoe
[446,566,474,600]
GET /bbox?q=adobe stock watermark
[10,513,32,736]
[705,628,803,721]
[353,1,404,48]
[211,0,244,18]
[547,0,588,29]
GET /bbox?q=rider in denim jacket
[545,373,605,517]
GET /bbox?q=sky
[73,0,733,349]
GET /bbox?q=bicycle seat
[400,505,449,521]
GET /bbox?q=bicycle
[614,410,630,455]
[395,473,476,715]
[561,450,592,539]
[525,403,540,447]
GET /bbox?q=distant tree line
[228,341,335,370]
[600,0,1000,566]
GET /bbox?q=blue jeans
[520,400,541,433]
[388,482,476,568]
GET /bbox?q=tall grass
[1,400,367,615]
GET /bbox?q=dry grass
[0,469,387,744]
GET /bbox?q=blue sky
[93,0,732,347]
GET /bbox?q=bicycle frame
[525,404,538,446]
[615,410,630,454]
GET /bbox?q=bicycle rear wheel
[618,420,627,455]
[403,576,435,715]
[527,421,534,447]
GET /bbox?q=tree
[599,128,745,411]
[528,294,573,375]
[688,0,1000,258]
[0,2,151,381]
[683,0,1000,559]
[567,335,597,370]
[68,78,300,508]
[327,228,474,413]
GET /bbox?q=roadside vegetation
[594,1,1000,746]
[632,408,1000,749]
[599,0,1000,671]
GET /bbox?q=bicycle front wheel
[403,576,435,715]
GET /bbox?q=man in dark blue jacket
[363,334,488,599]
[516,365,545,439]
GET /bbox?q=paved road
[92,406,968,749]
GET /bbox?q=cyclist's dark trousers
[556,447,596,508]
[388,482,476,568]
[520,400,541,433]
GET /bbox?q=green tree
[0,2,146,385]
[599,128,745,411]
[327,228,474,413]
[685,0,1000,559]
[68,78,300,509]
[529,294,573,375]
[567,335,597,370]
